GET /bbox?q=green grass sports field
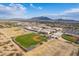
[15,33,47,48]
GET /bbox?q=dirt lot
[0,27,31,56]
[0,27,30,37]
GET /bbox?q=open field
[0,27,31,55]
[0,27,30,37]
[62,34,78,43]
[26,39,79,56]
[0,32,24,56]
[15,33,48,48]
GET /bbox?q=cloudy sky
[0,3,79,20]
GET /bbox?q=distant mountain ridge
[54,19,79,23]
[0,16,79,23]
[28,16,79,23]
[29,16,52,21]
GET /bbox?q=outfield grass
[15,33,47,48]
[62,34,77,43]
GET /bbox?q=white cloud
[30,4,36,8]
[62,8,79,20]
[0,4,78,20]
[30,4,42,10]
[47,8,79,20]
[64,8,79,14]
[0,3,27,19]
[38,7,42,10]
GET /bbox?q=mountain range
[28,16,79,23]
[0,16,79,23]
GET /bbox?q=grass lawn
[62,34,77,43]
[15,33,47,48]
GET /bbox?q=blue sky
[0,3,79,20]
